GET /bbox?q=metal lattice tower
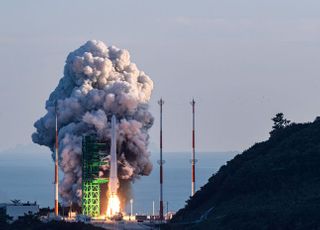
[82,135,109,217]
[158,98,165,221]
[190,99,197,196]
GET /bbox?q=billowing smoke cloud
[32,40,154,206]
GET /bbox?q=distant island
[170,113,320,229]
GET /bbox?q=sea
[0,145,238,215]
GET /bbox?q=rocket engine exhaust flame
[106,194,121,217]
[32,40,154,206]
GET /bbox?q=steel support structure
[82,135,108,217]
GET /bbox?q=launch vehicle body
[109,115,119,194]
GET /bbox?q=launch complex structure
[82,115,119,218]
[81,135,109,217]
[53,100,197,219]
[53,112,120,218]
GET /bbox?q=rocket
[54,106,59,216]
[109,115,119,194]
[106,115,121,217]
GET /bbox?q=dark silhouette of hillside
[170,116,320,229]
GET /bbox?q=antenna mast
[190,99,196,196]
[158,98,165,221]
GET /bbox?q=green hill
[170,117,320,229]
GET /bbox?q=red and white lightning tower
[190,99,197,196]
[158,98,164,221]
[54,105,59,216]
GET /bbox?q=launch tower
[82,135,109,217]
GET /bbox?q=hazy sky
[1,0,320,152]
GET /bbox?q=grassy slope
[170,120,320,230]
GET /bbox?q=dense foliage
[0,213,104,230]
[170,117,320,229]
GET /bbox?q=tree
[270,113,290,135]
[0,211,12,228]
[11,211,41,229]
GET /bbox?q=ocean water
[0,148,237,215]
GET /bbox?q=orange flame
[106,193,120,217]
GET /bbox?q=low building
[1,201,39,221]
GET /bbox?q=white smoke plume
[32,40,154,205]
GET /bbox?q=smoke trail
[32,40,154,205]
